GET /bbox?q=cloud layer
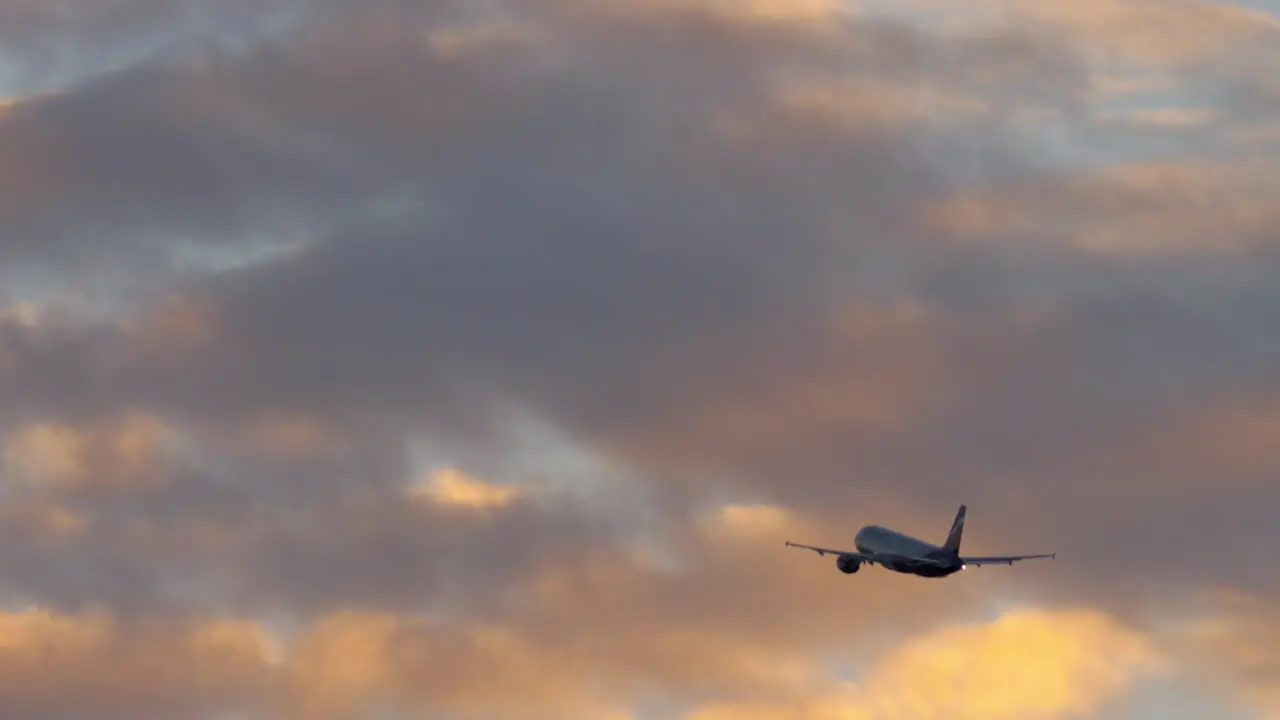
[0,0,1278,717]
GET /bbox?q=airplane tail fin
[943,504,966,554]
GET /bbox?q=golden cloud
[507,500,1008,709]
[408,467,524,509]
[0,608,276,718]
[857,608,1163,718]
[0,606,629,719]
[690,607,1164,720]
[0,602,1172,719]
[4,423,84,485]
[283,611,401,718]
[279,611,632,720]
[925,160,1280,255]
[127,294,224,355]
[1006,0,1279,66]
[0,500,1226,720]
[243,412,340,458]
[1095,106,1218,129]
[2,412,174,490]
[0,301,42,328]
[704,502,797,540]
[1166,590,1280,716]
[767,76,988,134]
[1,498,89,538]
[0,2,1275,719]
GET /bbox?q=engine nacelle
[836,555,861,574]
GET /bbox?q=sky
[0,0,1278,718]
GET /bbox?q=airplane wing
[961,552,1055,566]
[783,541,948,567]
[784,541,878,563]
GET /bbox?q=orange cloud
[1044,390,1280,502]
[1003,0,1279,66]
[244,412,339,458]
[765,76,987,135]
[0,606,631,719]
[2,412,174,490]
[408,467,525,509]
[282,611,401,718]
[703,502,797,540]
[504,501,1019,710]
[1,499,89,538]
[601,303,957,469]
[857,609,1162,718]
[925,160,1280,255]
[1181,396,1280,474]
[126,294,223,355]
[0,2,1275,719]
[280,611,632,720]
[1095,106,1218,129]
[0,301,42,328]
[0,601,1167,719]
[0,608,276,718]
[1166,590,1280,716]
[4,423,84,484]
[690,608,1163,720]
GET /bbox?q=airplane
[784,505,1054,578]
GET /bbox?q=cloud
[0,0,318,97]
[1011,0,1280,66]
[2,412,174,490]
[1164,591,1280,716]
[0,603,622,720]
[0,0,1277,716]
[688,608,1163,720]
[925,160,1280,254]
[0,602,1159,719]
[409,467,524,509]
[0,452,635,619]
[0,0,1090,294]
[854,609,1162,718]
[0,607,276,719]
[485,501,1002,708]
[279,611,634,720]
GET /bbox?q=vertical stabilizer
[944,504,966,553]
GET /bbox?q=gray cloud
[0,0,315,96]
[0,1,1279,715]
[0,0,1096,624]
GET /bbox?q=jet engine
[836,555,861,574]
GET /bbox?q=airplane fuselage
[854,525,965,578]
